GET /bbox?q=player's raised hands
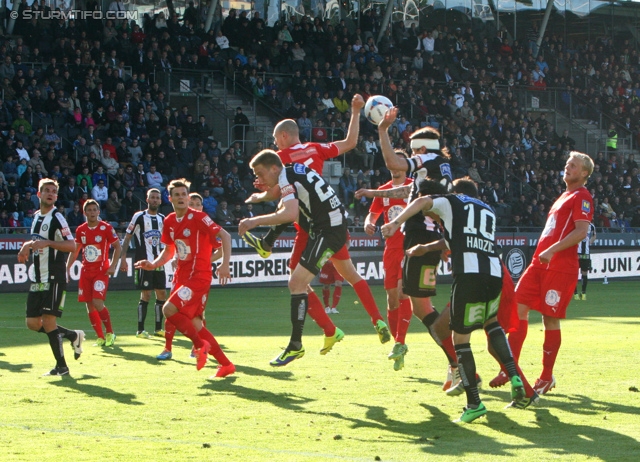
[378,106,398,130]
[351,94,365,112]
[355,188,374,200]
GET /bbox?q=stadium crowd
[1,3,640,233]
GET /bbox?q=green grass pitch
[1,282,639,461]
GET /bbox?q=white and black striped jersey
[405,153,453,233]
[430,194,502,278]
[125,210,165,261]
[279,163,345,231]
[578,223,596,256]
[29,207,74,284]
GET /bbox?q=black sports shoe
[44,366,69,376]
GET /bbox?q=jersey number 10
[463,204,496,240]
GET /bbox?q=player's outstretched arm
[381,196,434,238]
[135,245,175,271]
[120,232,133,272]
[406,239,446,257]
[238,199,299,236]
[377,107,407,172]
[245,184,282,204]
[32,238,76,254]
[107,239,122,276]
[215,228,232,285]
[356,185,410,200]
[334,94,365,155]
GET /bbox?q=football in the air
[364,95,394,125]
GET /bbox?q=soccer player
[66,200,121,347]
[574,221,596,300]
[243,95,392,349]
[120,188,167,338]
[156,192,222,361]
[382,178,527,423]
[239,150,350,366]
[319,260,343,314]
[17,178,85,376]
[363,106,459,384]
[135,179,235,377]
[510,152,594,395]
[362,150,413,371]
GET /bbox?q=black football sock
[137,300,149,332]
[155,300,165,331]
[56,325,78,342]
[582,275,588,294]
[288,294,308,350]
[455,342,481,406]
[46,329,67,368]
[263,222,290,249]
[485,321,518,377]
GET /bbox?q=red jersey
[162,208,222,285]
[532,186,593,274]
[75,221,119,273]
[369,178,413,250]
[277,142,339,174]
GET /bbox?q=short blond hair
[83,199,100,212]
[569,151,594,178]
[250,149,283,170]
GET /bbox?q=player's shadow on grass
[0,359,33,373]
[199,378,314,412]
[49,374,143,405]
[233,364,295,381]
[543,392,640,418]
[97,345,177,366]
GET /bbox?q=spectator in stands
[201,188,218,218]
[215,200,234,227]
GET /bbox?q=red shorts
[78,270,109,303]
[319,264,344,285]
[383,246,404,290]
[497,263,519,333]
[515,265,577,319]
[291,227,350,270]
[168,280,210,319]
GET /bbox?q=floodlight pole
[377,0,394,44]
[534,0,555,58]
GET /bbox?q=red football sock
[332,285,342,309]
[307,291,336,337]
[99,307,113,334]
[516,363,535,397]
[441,335,458,366]
[88,310,104,339]
[167,312,203,349]
[164,320,176,351]
[540,329,561,381]
[395,298,412,344]
[198,328,231,366]
[353,280,383,324]
[509,319,529,363]
[322,287,330,307]
[387,308,398,339]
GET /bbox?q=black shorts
[26,282,67,318]
[402,229,442,298]
[578,256,591,272]
[135,268,167,290]
[449,274,502,335]
[299,225,347,276]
